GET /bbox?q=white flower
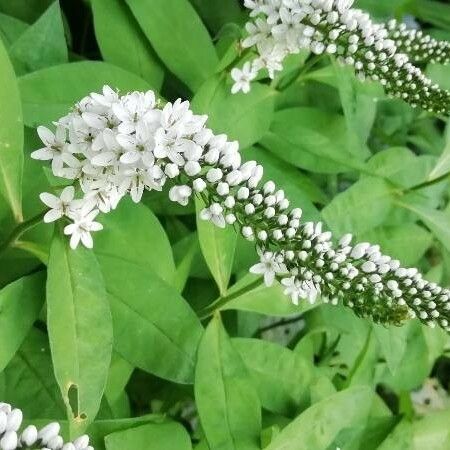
[200,203,226,228]
[281,276,304,305]
[20,425,38,446]
[0,431,17,450]
[39,186,81,223]
[169,185,192,206]
[231,62,257,94]
[31,125,78,176]
[250,251,287,286]
[64,208,103,249]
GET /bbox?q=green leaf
[105,353,133,407]
[0,13,28,47]
[192,75,275,149]
[378,420,413,449]
[265,386,373,450]
[125,0,218,91]
[195,196,236,296]
[397,199,450,252]
[233,338,314,416]
[9,1,67,73]
[322,177,394,236]
[99,256,203,384]
[427,121,450,182]
[334,63,379,158]
[195,315,261,450]
[95,198,176,284]
[0,271,45,371]
[190,0,243,34]
[2,327,66,419]
[372,324,408,375]
[105,421,192,450]
[0,36,23,221]
[413,408,450,450]
[261,107,365,174]
[19,61,151,127]
[359,224,432,267]
[91,0,164,89]
[47,229,113,435]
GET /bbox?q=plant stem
[198,278,264,320]
[0,210,46,255]
[406,171,450,192]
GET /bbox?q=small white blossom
[250,251,287,286]
[231,62,257,94]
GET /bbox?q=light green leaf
[3,327,65,419]
[105,421,192,450]
[99,256,203,384]
[372,324,408,375]
[427,121,450,181]
[322,177,394,236]
[334,63,379,158]
[360,224,432,267]
[125,0,218,91]
[397,199,450,252]
[195,315,261,450]
[91,0,164,89]
[0,271,44,371]
[19,61,151,127]
[192,76,275,149]
[233,338,314,415]
[195,196,236,296]
[9,1,67,73]
[0,36,23,221]
[413,409,450,450]
[105,353,133,407]
[265,386,373,450]
[261,107,365,174]
[95,198,176,284]
[47,229,113,435]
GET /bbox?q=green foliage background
[0,0,449,449]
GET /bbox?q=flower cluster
[0,403,92,450]
[232,0,450,114]
[32,87,450,331]
[387,19,450,65]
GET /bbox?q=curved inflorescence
[31,86,450,331]
[0,402,92,450]
[231,0,450,114]
[387,19,450,65]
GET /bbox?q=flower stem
[0,210,46,255]
[198,278,264,320]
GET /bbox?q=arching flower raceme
[387,19,450,65]
[32,87,450,331]
[0,403,92,450]
[234,0,450,114]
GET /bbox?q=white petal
[60,186,75,203]
[82,112,107,129]
[31,147,54,160]
[70,232,81,249]
[120,151,140,165]
[37,126,55,146]
[44,209,63,223]
[249,263,266,275]
[264,271,275,286]
[80,231,93,249]
[39,192,60,209]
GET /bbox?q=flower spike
[0,402,93,450]
[234,0,450,114]
[31,86,450,331]
[387,19,450,65]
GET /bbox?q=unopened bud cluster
[387,19,450,65]
[232,0,450,114]
[32,87,450,330]
[0,403,92,450]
